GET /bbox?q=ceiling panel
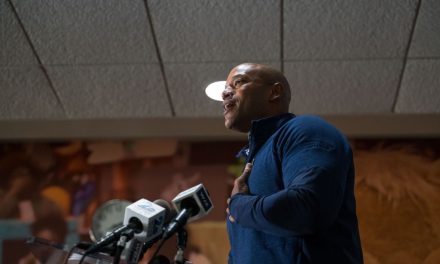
[284,0,418,60]
[0,0,438,138]
[408,0,440,58]
[148,0,280,62]
[0,67,64,119]
[285,60,403,114]
[0,0,37,66]
[47,64,172,118]
[165,62,281,117]
[395,59,440,113]
[11,0,158,65]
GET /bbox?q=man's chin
[224,118,239,131]
[224,118,233,130]
[224,119,249,133]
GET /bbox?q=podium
[27,236,119,264]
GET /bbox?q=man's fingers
[226,198,234,222]
[243,162,253,174]
[227,162,253,223]
[237,162,253,182]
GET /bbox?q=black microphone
[85,199,169,255]
[85,218,142,255]
[162,184,213,239]
[154,199,176,224]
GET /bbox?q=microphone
[126,199,176,264]
[154,199,176,224]
[163,184,213,239]
[123,199,169,243]
[85,199,168,255]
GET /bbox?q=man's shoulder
[278,115,345,143]
[283,115,333,131]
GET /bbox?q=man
[223,63,363,263]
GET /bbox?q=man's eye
[234,80,244,86]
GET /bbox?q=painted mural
[0,139,439,264]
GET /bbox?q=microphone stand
[133,234,163,262]
[174,228,188,264]
[113,230,134,264]
[125,239,143,264]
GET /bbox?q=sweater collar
[237,113,295,159]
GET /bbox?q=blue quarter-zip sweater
[227,113,363,264]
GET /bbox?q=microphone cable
[62,242,92,264]
[78,252,88,264]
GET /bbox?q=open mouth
[223,100,236,115]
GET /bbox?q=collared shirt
[227,113,363,264]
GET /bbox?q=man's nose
[222,87,234,100]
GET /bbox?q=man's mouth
[223,100,236,115]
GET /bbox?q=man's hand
[226,162,252,222]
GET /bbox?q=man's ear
[269,82,283,102]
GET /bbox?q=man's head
[222,63,291,132]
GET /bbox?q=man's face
[222,64,271,132]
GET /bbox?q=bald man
[223,63,363,264]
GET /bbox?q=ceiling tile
[47,64,172,118]
[395,59,440,113]
[0,67,64,119]
[11,0,158,65]
[408,0,440,58]
[165,62,280,117]
[0,0,37,66]
[284,60,403,114]
[148,0,280,62]
[284,0,418,60]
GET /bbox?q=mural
[353,140,440,264]
[0,139,439,264]
[0,140,238,264]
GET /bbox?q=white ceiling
[0,0,439,138]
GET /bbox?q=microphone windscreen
[167,208,178,223]
[181,197,200,216]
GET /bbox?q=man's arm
[227,134,350,237]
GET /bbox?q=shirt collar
[236,113,295,159]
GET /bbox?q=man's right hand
[226,162,253,222]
